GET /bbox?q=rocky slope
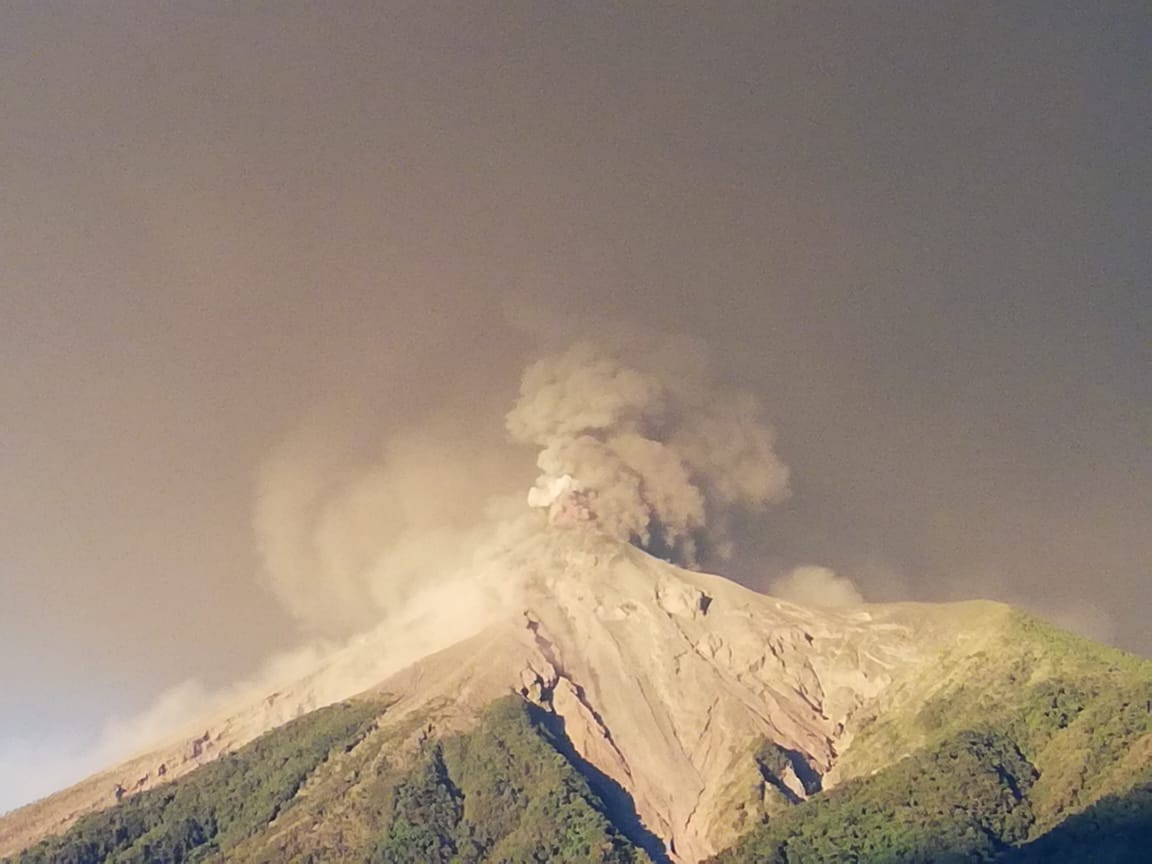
[3,525,1144,862]
[381,529,997,861]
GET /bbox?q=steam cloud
[507,341,790,565]
[769,565,865,608]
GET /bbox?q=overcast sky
[2,1,1150,813]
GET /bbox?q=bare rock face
[354,529,993,861]
[451,533,922,860]
[0,527,1005,862]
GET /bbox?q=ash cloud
[507,341,790,566]
[769,565,865,608]
[253,335,792,637]
[254,418,526,634]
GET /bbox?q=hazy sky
[2,2,1150,813]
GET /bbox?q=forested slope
[5,697,650,864]
[712,614,1152,863]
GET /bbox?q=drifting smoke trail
[507,341,790,566]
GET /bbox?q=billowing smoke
[254,337,791,635]
[506,341,790,566]
[46,337,796,792]
[254,420,527,634]
[769,565,865,607]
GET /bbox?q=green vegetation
[8,611,1152,864]
[5,697,647,864]
[714,734,1152,863]
[1005,781,1152,863]
[712,730,1036,863]
[372,697,647,863]
[712,611,1152,863]
[753,740,821,802]
[7,699,383,864]
[373,744,462,863]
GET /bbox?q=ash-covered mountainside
[352,530,977,861]
[8,527,1150,863]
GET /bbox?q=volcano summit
[4,523,1152,863]
[3,343,1150,863]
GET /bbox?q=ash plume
[253,334,792,639]
[507,341,790,566]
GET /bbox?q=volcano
[3,527,1151,863]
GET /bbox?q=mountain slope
[713,611,1152,862]
[4,526,1151,862]
[10,696,653,864]
[348,529,1003,860]
[8,700,383,863]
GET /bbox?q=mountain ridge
[4,527,1149,862]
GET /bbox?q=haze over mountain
[2,0,1150,826]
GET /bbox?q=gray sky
[2,1,1150,812]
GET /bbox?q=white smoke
[769,565,865,607]
[506,341,790,565]
[254,420,526,633]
